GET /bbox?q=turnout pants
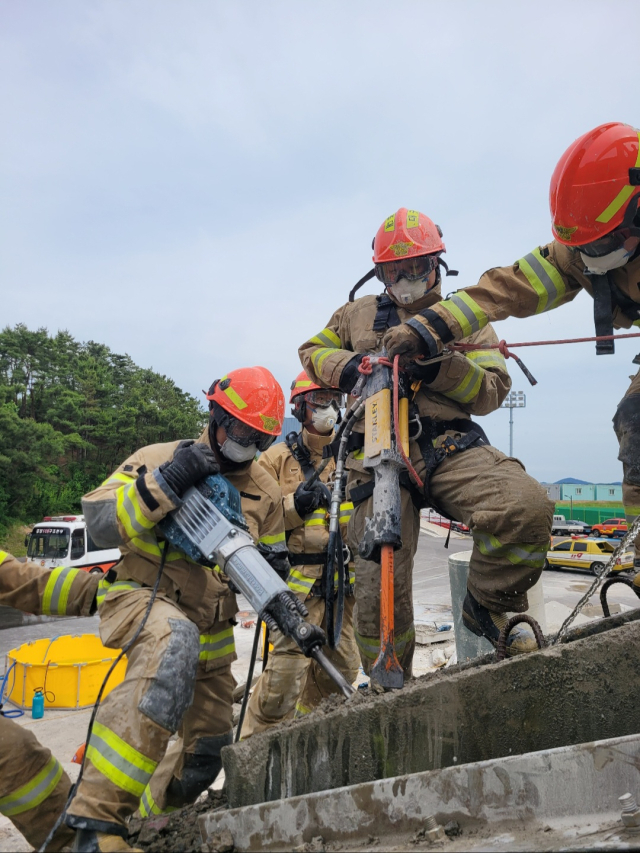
[347,441,553,677]
[614,369,640,551]
[241,594,359,738]
[0,716,75,852]
[67,587,235,834]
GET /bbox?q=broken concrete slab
[223,610,640,809]
[204,732,640,852]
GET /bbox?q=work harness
[332,293,490,512]
[284,431,354,599]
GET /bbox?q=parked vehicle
[551,515,591,536]
[420,509,470,534]
[544,537,631,576]
[590,518,628,538]
[25,515,120,574]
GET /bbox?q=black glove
[258,545,291,582]
[293,480,327,517]
[160,441,219,498]
[338,354,364,394]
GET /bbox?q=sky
[1,0,639,485]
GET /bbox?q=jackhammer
[158,472,355,699]
[331,352,422,690]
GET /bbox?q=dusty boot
[462,590,537,656]
[72,828,142,852]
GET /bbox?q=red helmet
[206,366,284,436]
[289,370,322,404]
[373,208,445,263]
[290,370,343,423]
[550,122,640,246]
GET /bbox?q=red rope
[451,331,640,355]
[392,355,424,489]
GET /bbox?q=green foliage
[0,324,206,532]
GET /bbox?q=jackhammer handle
[310,647,355,699]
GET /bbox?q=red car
[590,518,627,538]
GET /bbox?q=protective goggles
[304,390,345,408]
[226,417,276,451]
[578,228,635,258]
[374,254,439,286]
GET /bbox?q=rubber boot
[72,828,142,852]
[462,590,538,655]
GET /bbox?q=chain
[552,516,640,645]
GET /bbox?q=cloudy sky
[2,1,638,484]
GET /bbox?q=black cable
[234,617,262,743]
[39,541,169,852]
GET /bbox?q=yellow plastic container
[5,634,127,711]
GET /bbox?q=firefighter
[381,124,640,565]
[300,209,553,683]
[65,367,287,851]
[241,372,360,737]
[0,550,100,852]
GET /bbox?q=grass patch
[0,521,33,557]
[555,501,624,510]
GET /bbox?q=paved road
[411,526,639,619]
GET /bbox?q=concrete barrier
[223,610,640,808]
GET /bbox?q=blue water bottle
[32,688,44,719]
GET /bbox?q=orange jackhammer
[352,352,416,690]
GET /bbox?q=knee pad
[166,732,233,808]
[138,618,200,732]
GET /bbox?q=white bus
[26,515,120,575]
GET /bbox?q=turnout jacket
[408,243,640,350]
[0,550,99,617]
[81,429,286,634]
[257,427,354,594]
[299,285,512,428]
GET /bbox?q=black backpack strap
[372,294,401,332]
[587,272,615,355]
[322,430,364,461]
[285,431,317,481]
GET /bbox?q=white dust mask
[580,247,633,275]
[310,403,338,433]
[220,438,257,463]
[388,277,428,305]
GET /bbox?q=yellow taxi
[544,537,633,576]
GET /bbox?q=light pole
[500,391,526,457]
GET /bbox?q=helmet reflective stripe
[220,376,248,411]
[595,130,640,223]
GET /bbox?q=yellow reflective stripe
[339,502,353,523]
[42,566,79,616]
[354,625,415,661]
[87,722,157,798]
[258,531,286,545]
[138,785,176,817]
[116,483,155,541]
[199,627,235,661]
[518,248,567,314]
[442,361,484,404]
[450,292,487,334]
[104,472,136,486]
[96,580,142,608]
[0,550,7,565]
[596,134,640,222]
[351,448,365,461]
[596,186,636,224]
[309,328,341,348]
[475,532,547,568]
[293,379,314,391]
[0,755,63,817]
[294,701,311,716]
[465,349,507,371]
[305,509,328,527]
[220,375,248,410]
[310,347,337,374]
[287,569,315,594]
